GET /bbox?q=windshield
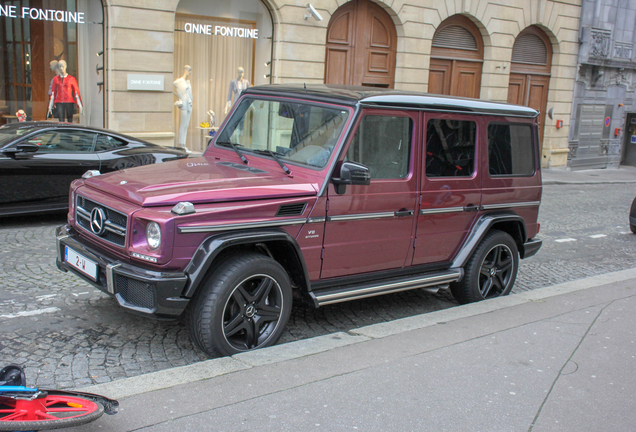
[0,127,36,148]
[215,98,349,168]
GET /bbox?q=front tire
[451,230,519,304]
[187,253,293,357]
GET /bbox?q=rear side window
[95,135,126,152]
[426,119,476,177]
[488,124,534,176]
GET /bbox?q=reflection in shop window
[173,0,273,152]
[0,0,103,126]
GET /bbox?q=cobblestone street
[1,183,635,389]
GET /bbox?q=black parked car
[0,122,189,217]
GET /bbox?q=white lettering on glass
[183,23,258,39]
[0,4,17,17]
[17,7,84,23]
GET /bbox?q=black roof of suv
[244,84,539,118]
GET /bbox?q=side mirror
[332,161,370,194]
[1,143,39,159]
[17,143,40,153]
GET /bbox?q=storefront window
[174,0,273,151]
[0,0,104,126]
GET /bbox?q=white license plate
[65,246,98,280]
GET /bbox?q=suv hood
[83,157,319,206]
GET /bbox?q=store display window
[174,0,273,151]
[0,0,104,126]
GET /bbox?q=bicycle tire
[0,394,103,431]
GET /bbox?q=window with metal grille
[432,25,478,51]
[511,33,548,65]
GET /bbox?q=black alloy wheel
[187,253,292,357]
[451,229,519,304]
[222,273,285,352]
[477,243,514,299]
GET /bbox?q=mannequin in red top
[47,60,83,122]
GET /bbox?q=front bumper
[55,225,189,318]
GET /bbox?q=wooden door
[428,58,451,95]
[429,15,484,98]
[507,74,550,144]
[508,27,552,145]
[325,2,355,86]
[325,0,397,88]
[453,61,482,98]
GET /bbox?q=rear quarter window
[487,124,534,176]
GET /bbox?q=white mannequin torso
[174,78,193,111]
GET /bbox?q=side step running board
[311,269,463,307]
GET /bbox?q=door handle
[394,209,414,217]
[463,205,481,212]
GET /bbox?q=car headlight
[146,222,161,250]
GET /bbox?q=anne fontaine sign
[0,4,86,23]
[184,23,258,39]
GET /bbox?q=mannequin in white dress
[225,67,250,114]
[174,65,193,147]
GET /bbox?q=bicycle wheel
[0,394,103,431]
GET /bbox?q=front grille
[76,195,128,247]
[116,275,156,310]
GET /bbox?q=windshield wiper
[217,141,248,164]
[252,150,292,176]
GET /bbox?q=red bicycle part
[0,394,103,431]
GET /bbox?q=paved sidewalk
[62,268,636,432]
[542,165,636,184]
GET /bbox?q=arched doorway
[429,15,483,98]
[324,0,397,88]
[507,26,552,144]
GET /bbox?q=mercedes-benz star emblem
[90,207,107,235]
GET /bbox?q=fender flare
[451,213,527,270]
[183,229,311,298]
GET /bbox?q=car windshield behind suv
[216,98,349,168]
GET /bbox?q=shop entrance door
[324,0,397,88]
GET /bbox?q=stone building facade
[568,0,636,169]
[1,0,583,167]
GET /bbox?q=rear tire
[187,253,293,357]
[451,230,519,304]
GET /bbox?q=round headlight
[146,222,161,250]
